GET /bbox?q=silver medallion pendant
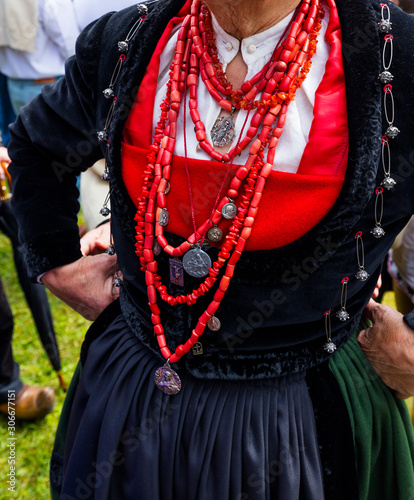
[207,225,223,243]
[381,176,397,190]
[355,268,370,281]
[153,241,162,256]
[169,258,184,287]
[183,246,212,278]
[192,342,204,356]
[336,307,350,322]
[385,125,400,139]
[211,116,236,147]
[208,315,221,332]
[158,208,170,226]
[324,341,337,354]
[154,364,181,395]
[222,200,237,220]
[370,224,386,239]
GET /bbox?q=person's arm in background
[8,14,119,321]
[42,0,80,60]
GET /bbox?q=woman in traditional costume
[8,0,414,498]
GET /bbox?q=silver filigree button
[370,224,385,238]
[385,125,400,139]
[355,269,370,281]
[379,71,394,84]
[118,41,129,53]
[100,207,110,217]
[381,176,397,190]
[103,88,115,99]
[324,341,337,354]
[378,19,392,33]
[97,130,108,142]
[336,308,350,322]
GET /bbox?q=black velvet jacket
[8,0,414,380]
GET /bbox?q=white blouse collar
[211,10,296,68]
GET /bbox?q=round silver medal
[154,365,181,395]
[222,201,237,220]
[183,246,211,278]
[207,226,223,243]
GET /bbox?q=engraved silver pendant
[154,364,181,395]
[324,341,337,354]
[183,246,212,278]
[169,258,184,287]
[211,116,236,147]
[370,224,385,239]
[355,268,370,281]
[208,315,221,332]
[222,199,237,220]
[158,208,170,226]
[207,225,223,243]
[336,307,350,322]
[381,176,397,190]
[153,241,162,256]
[192,342,204,356]
[385,125,400,139]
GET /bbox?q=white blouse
[153,6,331,173]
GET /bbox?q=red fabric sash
[121,0,348,251]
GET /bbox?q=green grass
[0,230,90,500]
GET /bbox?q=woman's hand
[42,253,121,321]
[358,299,414,399]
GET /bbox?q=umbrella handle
[57,371,67,393]
[1,161,12,187]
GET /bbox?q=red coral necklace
[132,0,324,394]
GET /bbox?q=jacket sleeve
[8,13,114,280]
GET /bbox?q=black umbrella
[0,186,66,391]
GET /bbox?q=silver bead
[103,88,115,99]
[113,277,123,287]
[118,41,129,53]
[106,246,116,256]
[381,176,397,190]
[378,19,392,33]
[355,268,370,281]
[100,206,110,217]
[370,225,385,239]
[379,71,394,84]
[97,130,107,142]
[101,171,110,181]
[324,341,337,354]
[336,308,350,322]
[386,125,400,139]
[136,4,148,15]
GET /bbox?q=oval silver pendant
[208,315,221,332]
[154,365,181,395]
[158,208,169,226]
[222,202,237,220]
[183,246,211,278]
[207,226,223,243]
[211,116,236,147]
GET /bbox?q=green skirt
[330,324,414,500]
